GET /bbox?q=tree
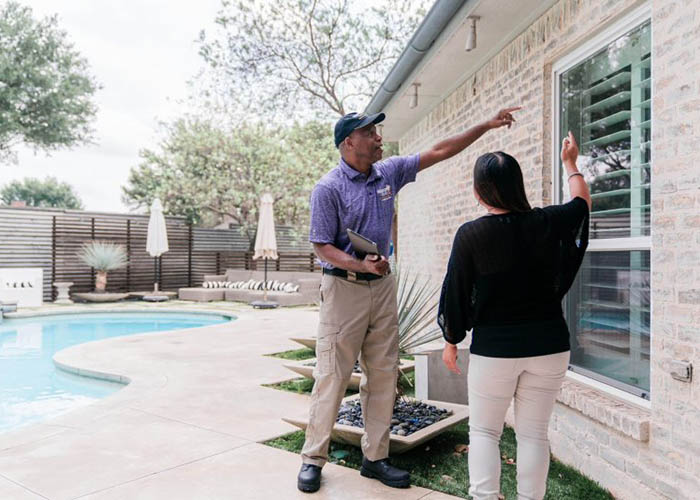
[1,176,84,209]
[0,1,98,164]
[196,0,428,121]
[122,118,337,245]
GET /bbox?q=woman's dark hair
[473,151,531,212]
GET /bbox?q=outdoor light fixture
[409,83,420,109]
[465,15,480,52]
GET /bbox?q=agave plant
[395,266,443,394]
[397,266,442,354]
[78,241,128,292]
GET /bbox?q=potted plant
[73,241,130,302]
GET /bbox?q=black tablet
[346,228,380,256]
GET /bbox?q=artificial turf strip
[263,377,358,398]
[265,347,316,360]
[264,372,416,399]
[265,422,612,499]
[266,348,414,362]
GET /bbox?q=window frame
[551,3,653,401]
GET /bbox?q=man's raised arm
[418,107,521,172]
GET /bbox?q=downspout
[365,0,468,114]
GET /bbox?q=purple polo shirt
[309,154,420,269]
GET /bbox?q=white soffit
[381,0,558,142]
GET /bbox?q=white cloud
[8,0,222,212]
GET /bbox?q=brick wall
[395,0,700,498]
[648,0,700,496]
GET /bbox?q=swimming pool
[0,312,232,433]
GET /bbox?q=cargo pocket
[316,323,339,376]
[319,275,336,304]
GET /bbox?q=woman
[438,132,591,500]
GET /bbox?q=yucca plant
[78,241,128,292]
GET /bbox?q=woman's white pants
[467,351,570,500]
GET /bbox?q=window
[555,13,651,399]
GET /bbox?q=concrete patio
[0,302,459,499]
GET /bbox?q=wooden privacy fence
[0,207,318,302]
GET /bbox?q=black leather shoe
[297,463,322,493]
[360,457,410,488]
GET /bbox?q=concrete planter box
[283,359,415,391]
[414,348,470,405]
[283,396,469,454]
[289,337,316,350]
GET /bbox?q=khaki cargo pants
[300,272,399,467]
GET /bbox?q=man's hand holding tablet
[346,229,389,275]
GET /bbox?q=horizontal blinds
[578,28,652,240]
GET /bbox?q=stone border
[282,396,469,454]
[557,379,650,442]
[5,306,238,320]
[53,359,131,385]
[282,359,415,391]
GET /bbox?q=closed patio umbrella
[146,198,169,292]
[251,193,278,308]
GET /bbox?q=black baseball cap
[334,112,386,148]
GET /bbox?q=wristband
[568,172,584,180]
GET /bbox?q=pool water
[0,312,231,433]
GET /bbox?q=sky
[8,1,222,213]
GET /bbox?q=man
[298,107,519,493]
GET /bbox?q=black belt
[323,267,388,281]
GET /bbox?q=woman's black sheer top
[437,197,589,358]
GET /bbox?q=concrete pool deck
[0,302,458,500]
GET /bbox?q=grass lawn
[266,422,612,499]
[266,347,414,363]
[265,347,315,360]
[264,351,609,498]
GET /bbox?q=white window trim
[552,3,653,401]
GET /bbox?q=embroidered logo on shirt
[377,184,393,201]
